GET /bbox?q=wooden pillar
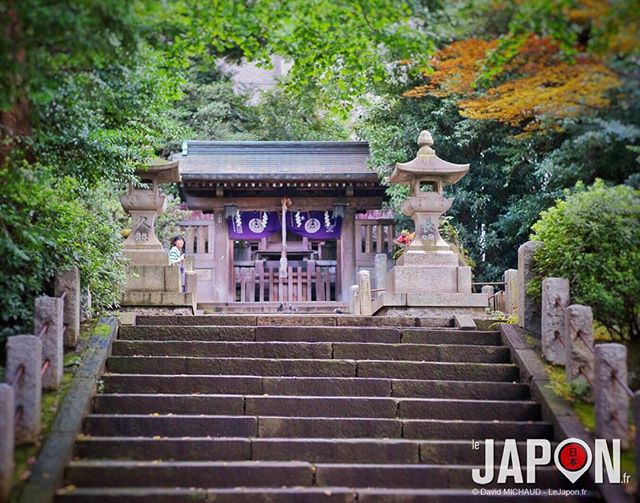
[338,208,356,302]
[212,211,232,302]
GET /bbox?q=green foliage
[164,0,434,111]
[171,64,350,142]
[0,165,127,337]
[156,195,192,249]
[529,180,640,339]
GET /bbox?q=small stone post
[504,269,518,315]
[185,271,198,295]
[565,305,594,386]
[633,391,640,485]
[0,384,14,502]
[494,291,506,313]
[6,335,42,445]
[481,285,493,297]
[594,343,629,448]
[54,267,80,347]
[541,278,569,365]
[481,285,494,306]
[358,270,372,316]
[33,296,64,390]
[374,254,387,292]
[517,241,543,334]
[349,285,361,315]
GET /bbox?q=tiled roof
[176,141,377,181]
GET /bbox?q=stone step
[118,325,502,345]
[111,340,511,363]
[73,437,556,465]
[56,486,596,503]
[101,375,530,400]
[92,394,540,421]
[106,357,519,381]
[63,461,575,489]
[83,415,552,440]
[134,314,451,328]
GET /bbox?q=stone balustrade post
[565,305,594,387]
[541,277,569,365]
[0,384,14,502]
[594,343,630,448]
[374,254,387,293]
[6,335,42,445]
[350,285,361,315]
[494,291,506,313]
[504,269,518,316]
[634,391,640,486]
[517,241,543,334]
[54,267,80,347]
[33,296,64,390]
[358,270,372,316]
[481,285,494,308]
[185,271,198,295]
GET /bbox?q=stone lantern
[120,158,180,266]
[390,130,469,257]
[375,130,487,318]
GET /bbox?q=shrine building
[176,140,395,308]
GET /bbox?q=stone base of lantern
[123,248,170,267]
[121,291,195,310]
[386,248,472,294]
[120,265,195,313]
[372,291,488,318]
[374,248,488,318]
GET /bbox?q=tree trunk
[0,0,32,165]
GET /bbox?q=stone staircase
[56,315,595,502]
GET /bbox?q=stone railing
[517,241,639,479]
[0,267,81,502]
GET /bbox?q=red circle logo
[558,442,588,472]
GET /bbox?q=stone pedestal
[374,130,487,318]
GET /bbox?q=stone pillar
[6,335,42,445]
[481,285,493,310]
[504,269,518,315]
[541,277,569,365]
[594,343,629,448]
[565,305,594,386]
[349,285,360,315]
[0,384,14,502]
[495,291,506,313]
[33,296,64,390]
[634,391,640,484]
[358,270,372,316]
[374,254,387,292]
[164,266,181,292]
[213,211,232,302]
[481,285,493,298]
[54,267,80,347]
[185,271,198,296]
[338,209,356,303]
[80,287,92,323]
[517,241,543,334]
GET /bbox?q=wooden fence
[234,261,336,303]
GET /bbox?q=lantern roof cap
[388,130,469,185]
[135,157,181,184]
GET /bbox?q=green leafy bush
[0,164,128,339]
[529,180,640,339]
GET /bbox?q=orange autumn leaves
[404,35,621,132]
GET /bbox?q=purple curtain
[286,210,342,239]
[228,211,281,240]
